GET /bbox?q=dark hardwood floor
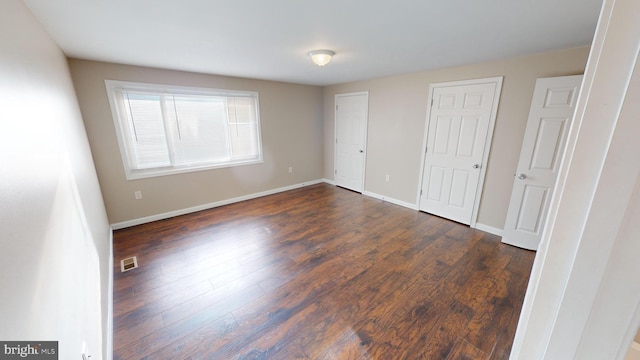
[112,183,535,360]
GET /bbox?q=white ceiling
[23,0,602,86]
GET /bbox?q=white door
[419,78,502,225]
[502,75,583,250]
[335,92,368,192]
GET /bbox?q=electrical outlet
[385,174,390,182]
[288,166,293,174]
[134,190,142,200]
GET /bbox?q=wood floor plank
[488,270,532,360]
[161,281,265,326]
[447,338,490,360]
[113,313,164,351]
[112,184,535,359]
[141,314,238,360]
[403,300,476,359]
[114,279,213,326]
[464,270,518,354]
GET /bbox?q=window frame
[104,80,263,180]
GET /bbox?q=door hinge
[334,169,337,175]
[336,138,338,144]
[431,99,434,107]
[420,189,423,195]
[336,105,339,110]
[425,146,428,153]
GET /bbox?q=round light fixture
[308,50,335,67]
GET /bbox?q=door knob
[472,164,480,169]
[517,173,527,180]
[359,149,364,153]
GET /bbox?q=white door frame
[416,77,503,227]
[334,91,369,192]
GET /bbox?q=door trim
[416,76,503,227]
[334,91,369,192]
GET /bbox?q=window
[105,80,262,180]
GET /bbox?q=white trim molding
[473,223,503,237]
[111,179,325,229]
[323,178,336,186]
[107,229,114,360]
[363,191,418,210]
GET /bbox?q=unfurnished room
[2,0,640,359]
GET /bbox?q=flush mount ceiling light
[308,50,335,67]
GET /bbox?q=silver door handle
[517,173,527,180]
[472,164,480,169]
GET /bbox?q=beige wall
[0,1,111,359]
[323,47,590,229]
[69,60,324,224]
[69,47,588,229]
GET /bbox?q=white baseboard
[111,179,325,229]
[323,178,336,185]
[625,341,640,360]
[362,191,418,210]
[474,222,503,236]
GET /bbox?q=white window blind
[106,81,262,180]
